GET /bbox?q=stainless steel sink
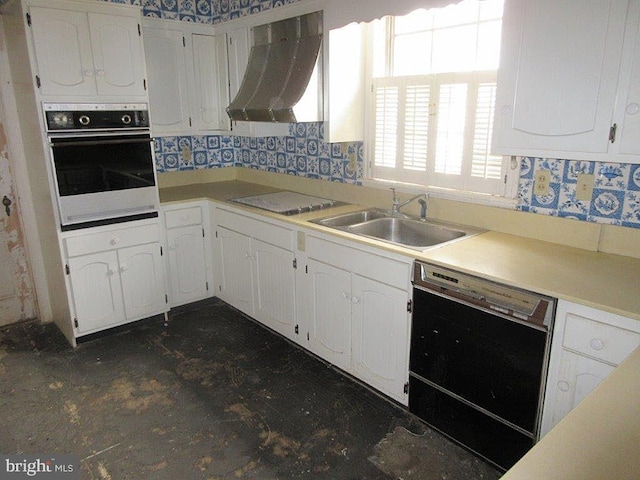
[310,209,389,227]
[347,217,466,248]
[310,209,483,251]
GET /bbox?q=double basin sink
[310,209,484,251]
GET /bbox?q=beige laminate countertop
[160,180,640,321]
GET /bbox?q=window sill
[360,179,519,210]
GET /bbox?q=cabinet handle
[110,237,120,245]
[108,268,117,276]
[340,291,349,300]
[120,265,129,273]
[557,380,571,392]
[82,69,94,77]
[351,296,360,304]
[95,69,105,77]
[589,338,604,351]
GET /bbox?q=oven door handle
[50,137,153,148]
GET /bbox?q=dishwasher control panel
[413,262,555,329]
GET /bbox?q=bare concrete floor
[0,298,502,479]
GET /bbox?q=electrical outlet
[181,144,191,162]
[348,152,357,172]
[576,173,595,201]
[297,231,306,252]
[534,170,550,195]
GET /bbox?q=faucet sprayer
[390,187,428,219]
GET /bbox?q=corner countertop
[160,180,640,321]
[500,344,640,480]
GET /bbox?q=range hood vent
[226,11,323,123]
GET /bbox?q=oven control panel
[43,103,149,131]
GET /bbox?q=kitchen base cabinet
[252,238,296,339]
[163,202,212,307]
[351,273,409,401]
[63,219,167,337]
[214,207,297,342]
[306,259,352,372]
[302,234,412,404]
[541,300,640,436]
[217,225,255,316]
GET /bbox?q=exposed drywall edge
[157,167,237,188]
[598,225,640,259]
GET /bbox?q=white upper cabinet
[29,4,147,99]
[143,19,231,135]
[143,26,191,134]
[493,0,640,162]
[192,33,230,132]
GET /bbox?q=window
[368,0,507,196]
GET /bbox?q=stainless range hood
[226,11,323,123]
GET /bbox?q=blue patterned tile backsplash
[154,123,364,185]
[518,158,640,228]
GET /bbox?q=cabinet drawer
[165,206,202,229]
[216,208,293,250]
[65,223,160,258]
[563,313,640,365]
[307,235,410,290]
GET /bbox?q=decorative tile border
[518,157,640,229]
[100,0,296,24]
[155,122,363,185]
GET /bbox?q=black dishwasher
[409,261,555,470]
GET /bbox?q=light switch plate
[576,173,595,201]
[534,170,550,195]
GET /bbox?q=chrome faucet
[390,187,428,219]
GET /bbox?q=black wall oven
[44,103,159,230]
[409,261,555,471]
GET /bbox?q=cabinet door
[544,350,615,432]
[29,7,96,96]
[616,1,640,155]
[143,26,191,134]
[306,259,352,371]
[88,12,147,97]
[226,27,251,136]
[117,243,166,320]
[217,227,254,315]
[192,33,230,132]
[493,0,628,156]
[251,238,296,339]
[351,274,410,403]
[68,251,125,334]
[167,225,208,307]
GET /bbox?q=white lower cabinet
[350,273,410,401]
[541,300,640,436]
[301,234,412,404]
[214,207,297,341]
[306,259,352,371]
[217,226,254,315]
[163,202,212,307]
[64,219,167,337]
